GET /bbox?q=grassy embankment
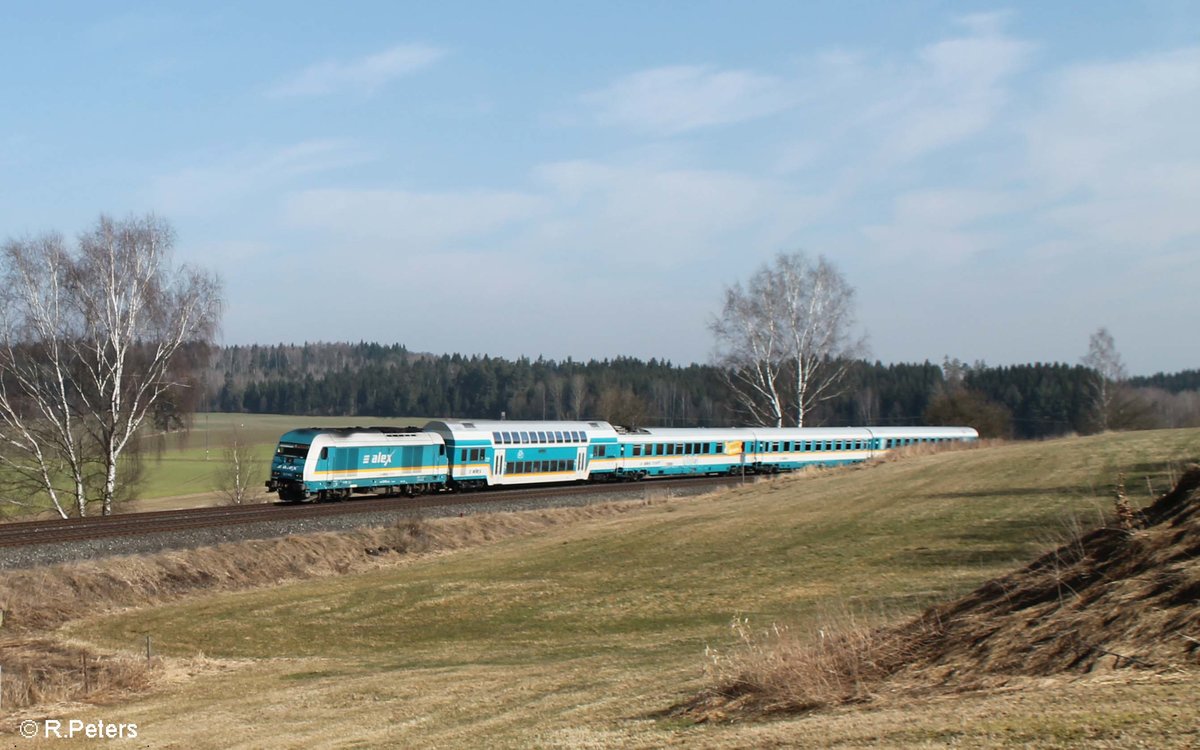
[24,429,1200,747]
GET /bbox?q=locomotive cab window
[277,444,309,458]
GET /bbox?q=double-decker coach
[423,419,621,488]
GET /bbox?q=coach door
[578,446,588,476]
[493,450,504,480]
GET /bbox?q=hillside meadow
[12,428,1200,747]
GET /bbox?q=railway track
[0,475,743,550]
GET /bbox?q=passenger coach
[423,419,621,488]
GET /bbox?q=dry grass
[679,463,1200,723]
[0,638,151,710]
[0,499,667,634]
[685,614,918,719]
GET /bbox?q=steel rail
[0,475,743,549]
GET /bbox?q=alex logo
[361,452,393,467]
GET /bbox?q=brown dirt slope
[682,465,1200,720]
[909,463,1200,678]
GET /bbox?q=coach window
[633,445,642,457]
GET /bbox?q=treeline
[1130,369,1200,393]
[205,343,730,427]
[198,343,1199,439]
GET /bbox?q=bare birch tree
[710,271,788,426]
[215,427,263,505]
[1081,327,1128,432]
[0,234,96,516]
[710,252,864,427]
[0,214,221,517]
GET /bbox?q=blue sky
[2,2,1197,375]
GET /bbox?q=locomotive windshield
[276,443,310,459]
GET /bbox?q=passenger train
[266,419,978,503]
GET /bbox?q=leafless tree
[0,214,221,517]
[214,427,263,505]
[596,386,649,427]
[710,252,865,427]
[1081,327,1128,432]
[568,373,587,420]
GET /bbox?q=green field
[61,428,1200,748]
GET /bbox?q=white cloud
[1024,47,1200,246]
[533,159,832,269]
[281,187,547,247]
[149,140,368,217]
[862,188,1023,263]
[582,65,794,134]
[866,19,1033,163]
[269,43,447,98]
